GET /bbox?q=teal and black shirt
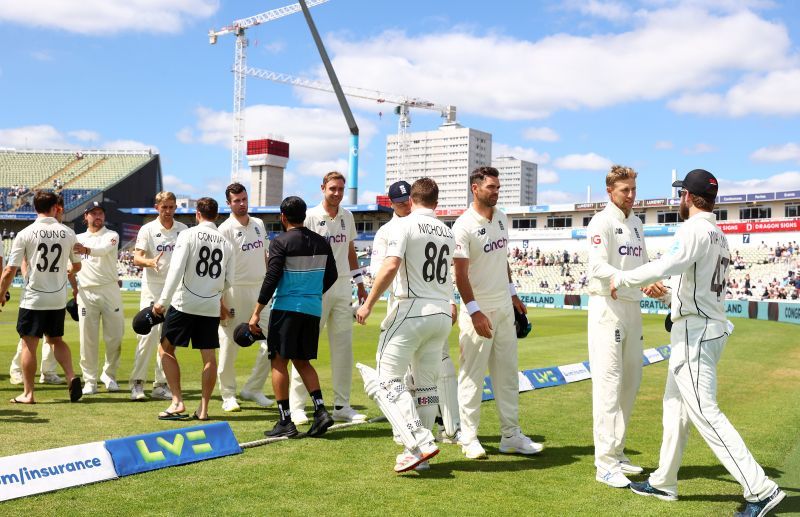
[257,227,338,317]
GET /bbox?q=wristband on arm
[508,283,517,296]
[466,301,481,315]
[351,268,364,285]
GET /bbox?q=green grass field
[1,289,798,515]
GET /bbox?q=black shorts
[17,308,66,338]
[267,309,321,360]
[161,307,220,349]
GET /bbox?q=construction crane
[243,66,457,178]
[208,0,330,182]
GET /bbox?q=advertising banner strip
[104,422,242,477]
[0,441,117,502]
[481,345,669,401]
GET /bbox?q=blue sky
[1,0,799,206]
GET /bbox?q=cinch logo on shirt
[241,240,264,251]
[156,243,175,252]
[484,237,508,253]
[618,244,643,256]
[326,234,347,244]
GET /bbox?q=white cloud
[175,127,194,144]
[308,7,792,120]
[654,140,674,150]
[669,69,800,116]
[522,126,560,142]
[569,0,633,22]
[718,171,800,195]
[537,168,560,184]
[68,130,100,142]
[492,143,550,165]
[358,189,383,204]
[553,152,613,170]
[538,190,583,204]
[750,143,800,163]
[683,142,717,154]
[0,0,218,35]
[0,124,155,152]
[163,174,197,194]
[102,139,157,152]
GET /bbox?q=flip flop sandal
[158,408,190,421]
[10,397,35,404]
[192,411,210,421]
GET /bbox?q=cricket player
[129,191,186,401]
[289,171,368,424]
[248,196,337,438]
[74,201,125,395]
[371,180,461,444]
[356,177,452,472]
[217,183,273,412]
[611,169,785,516]
[0,190,83,404]
[586,165,665,487]
[153,197,234,421]
[453,166,541,460]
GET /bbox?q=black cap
[672,169,718,199]
[132,305,165,335]
[83,201,105,215]
[233,322,265,347]
[514,309,532,338]
[66,298,79,321]
[388,181,411,202]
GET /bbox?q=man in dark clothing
[249,196,338,438]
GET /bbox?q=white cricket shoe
[130,380,146,401]
[596,469,631,488]
[150,384,172,400]
[332,406,367,423]
[499,430,544,455]
[619,460,644,475]
[82,382,98,395]
[437,428,463,445]
[40,372,65,385]
[100,373,120,392]
[240,390,274,408]
[222,397,241,412]
[9,370,23,385]
[461,440,488,459]
[394,442,439,473]
[291,410,309,426]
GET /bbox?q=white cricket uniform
[129,219,187,385]
[290,203,358,411]
[376,208,454,430]
[216,215,271,399]
[614,211,778,501]
[76,227,124,385]
[453,207,519,444]
[586,202,648,474]
[157,221,234,316]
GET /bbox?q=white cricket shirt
[586,202,648,302]
[7,216,81,310]
[76,226,120,288]
[370,214,400,277]
[614,211,730,323]
[385,208,454,303]
[135,219,187,287]
[305,203,356,278]
[218,215,268,286]
[157,221,235,317]
[452,206,511,310]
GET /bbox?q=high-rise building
[385,123,492,209]
[492,156,538,206]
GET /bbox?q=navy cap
[132,305,165,335]
[514,309,532,338]
[66,298,79,321]
[388,181,411,202]
[84,201,105,215]
[672,169,718,199]
[233,322,265,347]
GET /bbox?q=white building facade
[492,156,537,207]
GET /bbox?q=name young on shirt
[31,229,67,239]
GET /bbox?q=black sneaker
[629,480,677,501]
[307,408,334,437]
[265,420,299,438]
[734,488,786,517]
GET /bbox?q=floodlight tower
[208,0,330,182]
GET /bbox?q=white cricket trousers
[648,317,778,502]
[129,282,166,386]
[78,283,124,384]
[457,303,520,444]
[290,276,354,411]
[11,339,57,375]
[587,295,643,473]
[217,284,272,399]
